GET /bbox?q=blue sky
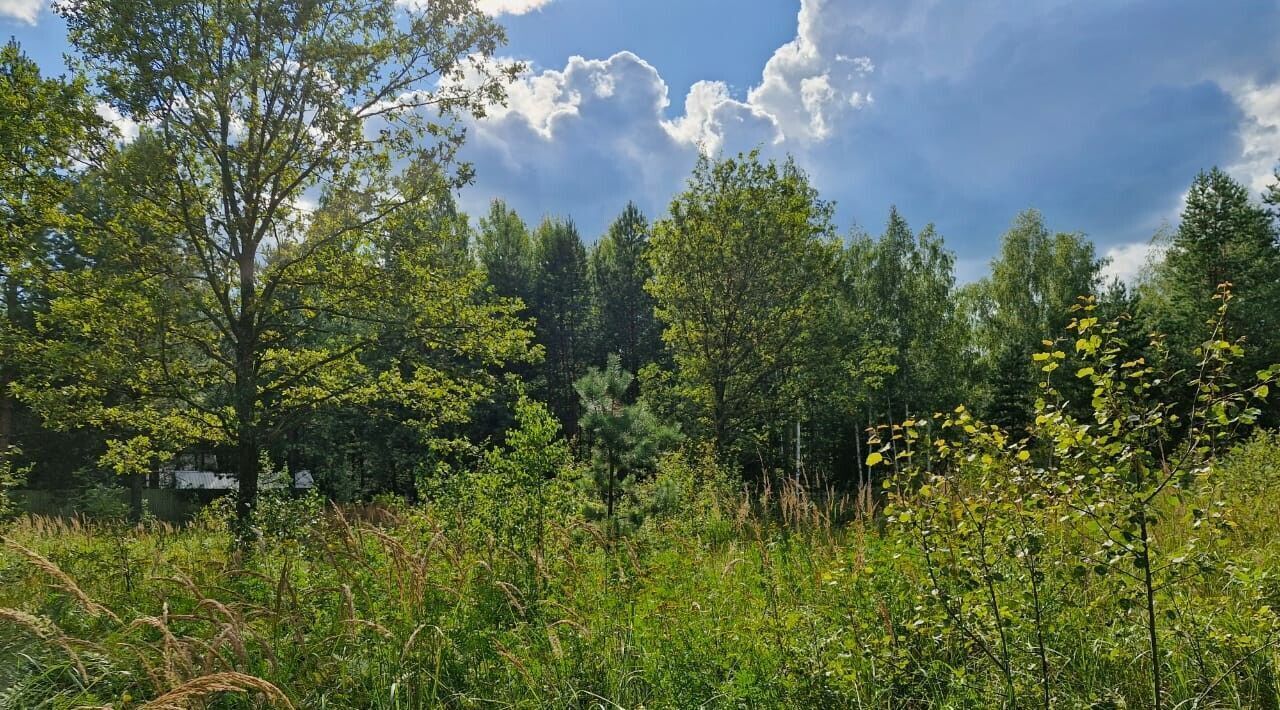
[5,0,1279,281]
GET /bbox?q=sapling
[575,355,680,540]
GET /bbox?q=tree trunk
[234,425,259,539]
[1,279,19,455]
[233,243,260,541]
[128,472,144,523]
[0,376,13,456]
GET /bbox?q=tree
[647,151,839,467]
[531,217,592,433]
[844,208,970,422]
[575,355,678,537]
[590,202,663,375]
[0,41,107,470]
[477,199,534,304]
[968,210,1102,428]
[1144,168,1280,416]
[46,0,525,534]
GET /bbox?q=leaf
[1076,367,1095,378]
[1016,450,1030,462]
[1257,384,1270,399]
[865,452,884,467]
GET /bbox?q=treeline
[467,155,1280,485]
[2,0,1280,530]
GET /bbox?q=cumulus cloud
[452,0,1280,256]
[1228,81,1280,194]
[661,81,779,155]
[1100,241,1165,285]
[0,0,40,24]
[455,0,879,234]
[456,51,698,234]
[745,0,876,142]
[475,0,554,15]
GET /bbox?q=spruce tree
[1147,168,1280,419]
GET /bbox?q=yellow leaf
[866,452,884,467]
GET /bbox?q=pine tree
[477,200,535,305]
[590,203,663,376]
[532,218,592,433]
[575,355,678,537]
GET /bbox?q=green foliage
[844,208,970,420]
[477,199,536,304]
[0,41,111,489]
[589,202,664,374]
[0,447,28,522]
[3,422,1280,707]
[29,0,527,535]
[573,355,680,537]
[967,209,1103,430]
[531,217,593,431]
[1144,168,1280,422]
[877,287,1279,708]
[426,395,570,554]
[648,150,840,467]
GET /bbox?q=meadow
[2,430,1278,709]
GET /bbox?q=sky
[4,0,1280,282]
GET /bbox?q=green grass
[1,437,1279,708]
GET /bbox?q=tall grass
[1,440,1278,708]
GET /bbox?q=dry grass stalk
[140,671,294,709]
[4,539,122,623]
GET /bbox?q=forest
[3,0,1280,707]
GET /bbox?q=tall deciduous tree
[968,209,1103,430]
[46,0,525,532]
[0,41,107,467]
[845,207,969,421]
[648,151,839,466]
[590,202,662,375]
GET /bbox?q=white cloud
[455,51,698,231]
[475,0,554,15]
[473,0,874,155]
[1100,241,1165,285]
[397,0,553,16]
[452,0,877,234]
[745,0,876,143]
[1228,80,1280,195]
[0,0,40,24]
[661,80,779,155]
[95,103,140,143]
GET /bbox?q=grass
[1,436,1279,708]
